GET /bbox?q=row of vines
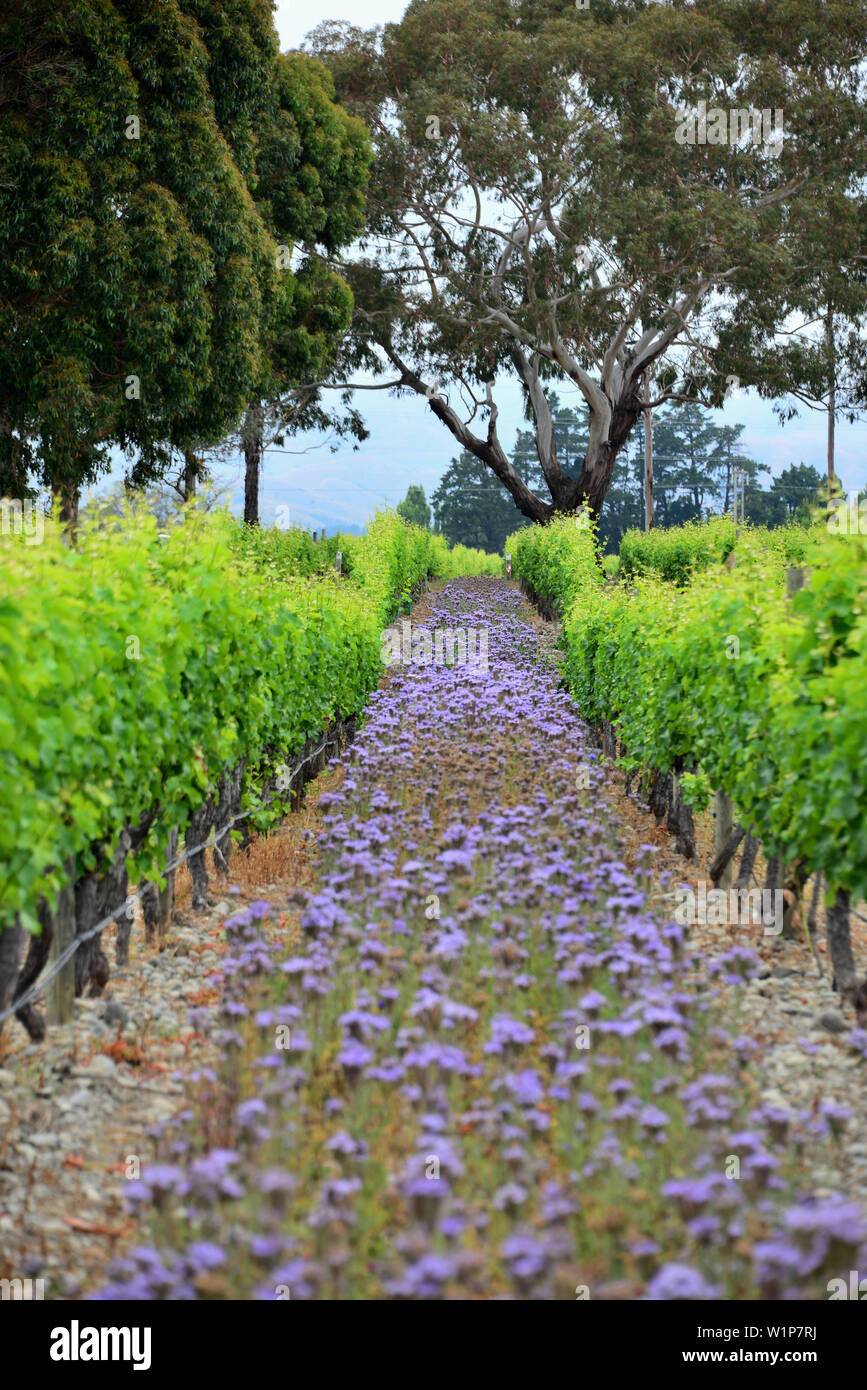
[0,507,498,1036]
[508,513,867,1016]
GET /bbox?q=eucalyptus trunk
[643,370,654,531]
[183,450,198,501]
[243,403,265,527]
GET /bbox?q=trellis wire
[0,735,332,1029]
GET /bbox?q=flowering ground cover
[98,579,867,1300]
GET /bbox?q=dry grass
[169,763,346,914]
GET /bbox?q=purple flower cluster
[96,581,867,1301]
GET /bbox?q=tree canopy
[0,0,268,501]
[0,0,370,512]
[396,484,431,528]
[310,0,867,521]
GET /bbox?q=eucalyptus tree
[310,0,867,521]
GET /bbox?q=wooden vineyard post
[714,791,735,890]
[46,875,76,1025]
[335,550,342,575]
[786,566,806,599]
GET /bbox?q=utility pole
[826,306,836,488]
[732,468,746,536]
[643,368,655,530]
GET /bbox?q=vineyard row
[0,508,495,1036]
[508,514,867,1018]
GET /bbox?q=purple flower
[186,1242,226,1271]
[579,990,607,1018]
[638,1104,670,1133]
[236,1098,268,1127]
[500,1233,551,1291]
[493,1183,528,1214]
[644,1264,720,1300]
[338,1042,373,1084]
[505,1069,545,1106]
[485,1015,536,1054]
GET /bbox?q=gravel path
[0,914,230,1295]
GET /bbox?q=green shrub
[506,514,602,606]
[618,516,811,586]
[555,521,867,900]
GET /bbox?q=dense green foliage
[597,413,822,553]
[230,522,359,579]
[739,462,825,528]
[0,509,490,930]
[0,1,370,503]
[511,515,867,901]
[429,536,502,578]
[396,484,431,530]
[619,517,736,585]
[506,515,602,605]
[618,517,810,586]
[228,41,372,520]
[0,0,271,494]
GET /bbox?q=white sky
[274,0,408,51]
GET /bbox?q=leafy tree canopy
[396,483,431,528]
[0,0,371,507]
[0,0,275,497]
[311,0,867,524]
